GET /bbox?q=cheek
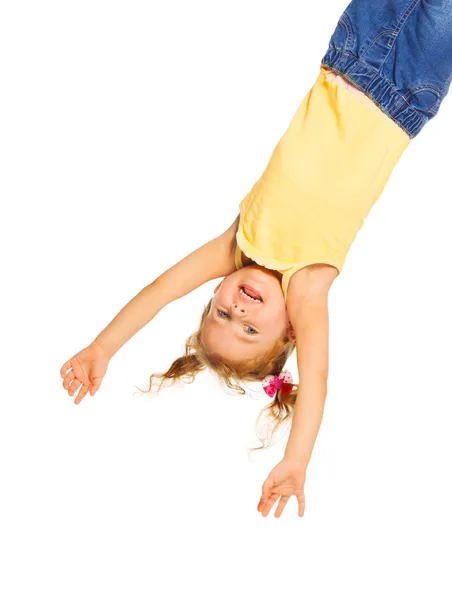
[260,302,287,327]
[272,295,289,317]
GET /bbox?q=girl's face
[201,265,295,364]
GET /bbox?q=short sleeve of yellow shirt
[234,66,410,301]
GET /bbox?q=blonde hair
[136,297,298,452]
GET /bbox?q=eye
[245,325,257,335]
[217,309,257,335]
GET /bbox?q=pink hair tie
[262,369,294,398]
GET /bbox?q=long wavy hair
[136,297,298,453]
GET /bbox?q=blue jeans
[321,0,452,138]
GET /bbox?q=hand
[257,458,307,518]
[60,341,110,404]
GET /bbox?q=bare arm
[93,215,240,359]
[283,266,334,467]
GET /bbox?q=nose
[230,301,247,317]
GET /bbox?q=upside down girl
[60,0,452,518]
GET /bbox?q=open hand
[257,458,307,518]
[60,341,110,404]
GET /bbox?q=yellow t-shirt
[234,66,410,301]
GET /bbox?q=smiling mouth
[239,285,263,303]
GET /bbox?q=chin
[245,264,281,282]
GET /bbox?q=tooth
[240,287,261,302]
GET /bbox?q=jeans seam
[387,0,421,49]
[361,30,397,58]
[379,0,421,73]
[405,83,443,96]
[338,12,354,53]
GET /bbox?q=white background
[1,1,452,598]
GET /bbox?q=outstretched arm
[256,265,335,517]
[284,295,329,467]
[283,265,334,466]
[93,215,240,359]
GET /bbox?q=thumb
[90,377,102,396]
[260,477,274,504]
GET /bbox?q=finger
[62,371,75,390]
[261,493,279,517]
[71,357,89,384]
[74,383,89,405]
[68,379,82,397]
[297,495,305,517]
[274,495,290,518]
[60,360,73,378]
[257,495,269,513]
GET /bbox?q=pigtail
[249,384,299,454]
[139,349,206,396]
[134,301,213,396]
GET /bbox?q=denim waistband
[321,47,425,139]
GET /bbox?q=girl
[60,0,452,518]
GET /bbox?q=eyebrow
[211,312,260,344]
